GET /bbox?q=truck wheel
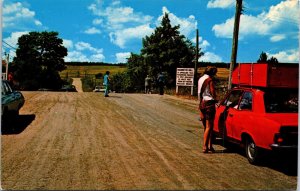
[245,137,259,164]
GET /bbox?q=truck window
[264,89,298,113]
[239,92,252,110]
[223,90,243,109]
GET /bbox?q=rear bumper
[270,144,297,150]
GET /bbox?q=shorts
[200,100,216,120]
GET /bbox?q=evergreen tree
[257,51,279,64]
[141,13,201,86]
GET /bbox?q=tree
[257,51,279,64]
[141,13,201,86]
[257,51,268,63]
[11,31,67,90]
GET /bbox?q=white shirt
[198,74,214,101]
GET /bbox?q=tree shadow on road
[1,114,36,135]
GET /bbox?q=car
[212,63,298,164]
[60,85,77,92]
[93,86,105,92]
[1,80,25,124]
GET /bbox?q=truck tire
[245,137,260,164]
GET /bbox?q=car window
[223,90,243,108]
[2,81,12,95]
[264,89,298,113]
[239,91,253,110]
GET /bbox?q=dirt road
[1,91,297,190]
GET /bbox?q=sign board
[176,68,194,86]
[176,68,194,95]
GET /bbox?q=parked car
[1,80,25,123]
[213,87,298,164]
[212,63,298,164]
[60,85,77,92]
[93,86,105,92]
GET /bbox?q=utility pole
[194,29,199,96]
[4,52,9,80]
[228,0,243,90]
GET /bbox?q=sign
[176,68,194,86]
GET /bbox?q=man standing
[145,75,151,94]
[157,72,165,95]
[103,71,110,97]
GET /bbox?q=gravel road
[1,91,297,190]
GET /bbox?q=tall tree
[257,51,279,64]
[141,13,201,86]
[257,51,268,63]
[11,31,67,90]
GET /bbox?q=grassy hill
[60,64,127,79]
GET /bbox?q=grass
[60,65,127,78]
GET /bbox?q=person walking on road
[198,66,218,153]
[145,75,151,94]
[103,71,110,97]
[157,72,165,95]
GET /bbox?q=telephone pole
[193,29,199,96]
[5,52,9,80]
[228,0,243,90]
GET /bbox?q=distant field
[61,65,230,79]
[59,65,127,78]
[197,67,229,79]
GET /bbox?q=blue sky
[2,0,299,64]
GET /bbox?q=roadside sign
[176,68,194,95]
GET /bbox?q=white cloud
[84,27,101,34]
[88,1,152,30]
[90,54,105,62]
[212,0,298,40]
[75,42,103,54]
[116,52,131,63]
[200,40,210,51]
[65,51,88,62]
[109,24,153,48]
[207,0,235,9]
[3,31,29,58]
[265,0,298,24]
[88,1,154,48]
[270,34,286,42]
[65,41,105,62]
[3,2,42,29]
[158,7,197,38]
[92,18,103,25]
[63,39,74,49]
[199,52,222,62]
[3,31,29,47]
[268,49,299,63]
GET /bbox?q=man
[103,71,110,97]
[157,72,165,95]
[198,66,218,153]
[145,75,151,94]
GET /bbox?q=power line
[2,40,17,50]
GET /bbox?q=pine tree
[141,13,200,85]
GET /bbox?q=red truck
[213,63,298,164]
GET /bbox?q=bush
[81,76,94,92]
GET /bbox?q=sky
[2,0,299,64]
